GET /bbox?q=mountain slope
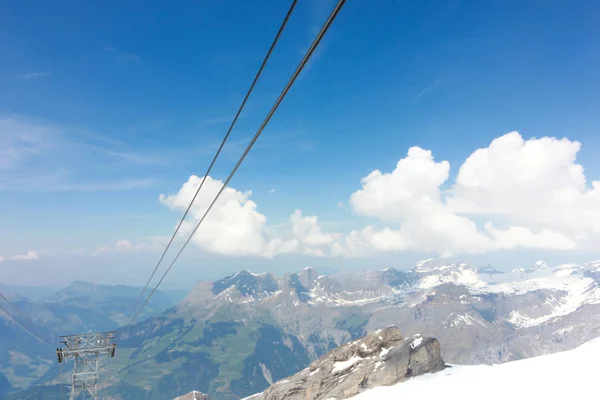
[0,280,175,394]
[43,280,173,329]
[17,259,600,399]
[348,336,599,400]
[0,284,57,303]
[0,312,54,391]
[240,326,445,400]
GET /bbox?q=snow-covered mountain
[114,259,600,399]
[180,259,600,334]
[410,259,600,329]
[178,259,600,364]
[349,335,598,400]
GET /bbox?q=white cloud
[348,131,597,255]
[91,246,111,257]
[0,118,55,170]
[0,117,158,191]
[268,188,276,194]
[289,210,338,255]
[159,131,600,259]
[115,239,134,250]
[160,175,297,258]
[0,255,4,263]
[10,251,40,261]
[348,146,495,256]
[91,239,149,256]
[289,210,336,247]
[447,132,600,241]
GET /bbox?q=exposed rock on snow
[243,326,445,400]
[346,336,600,400]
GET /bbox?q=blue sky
[1,0,599,288]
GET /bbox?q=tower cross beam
[57,331,117,400]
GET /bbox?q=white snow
[553,268,575,277]
[417,264,486,290]
[347,337,600,400]
[404,261,600,329]
[332,355,363,374]
[504,275,600,328]
[552,325,580,335]
[261,290,282,300]
[379,347,390,358]
[308,283,388,307]
[447,312,486,328]
[240,394,260,400]
[410,337,423,349]
[214,284,237,302]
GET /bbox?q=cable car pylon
[57,331,117,399]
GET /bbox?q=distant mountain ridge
[178,259,600,319]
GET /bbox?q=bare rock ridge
[242,326,446,400]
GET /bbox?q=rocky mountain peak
[212,270,278,298]
[174,390,209,400]
[244,326,446,400]
[298,266,320,287]
[281,272,311,303]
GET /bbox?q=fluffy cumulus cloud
[448,132,599,247]
[159,131,600,258]
[10,251,40,261]
[159,176,298,258]
[348,131,599,255]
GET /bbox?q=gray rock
[244,326,445,400]
[173,390,209,400]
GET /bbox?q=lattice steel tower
[57,331,117,399]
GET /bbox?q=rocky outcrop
[243,326,446,400]
[174,390,209,400]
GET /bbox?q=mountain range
[3,258,600,399]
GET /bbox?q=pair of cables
[129,0,347,324]
[0,291,52,347]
